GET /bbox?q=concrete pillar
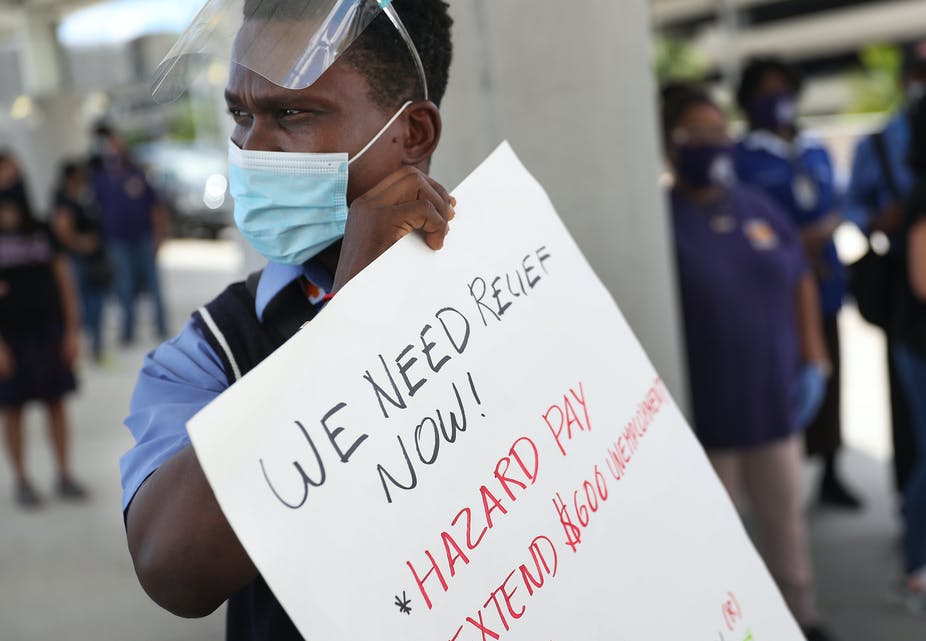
[18,8,62,96]
[433,0,688,404]
[0,7,87,216]
[3,94,90,216]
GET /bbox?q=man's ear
[402,101,442,168]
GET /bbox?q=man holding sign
[122,1,813,640]
[120,1,455,637]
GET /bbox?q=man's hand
[332,167,455,293]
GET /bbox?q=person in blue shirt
[120,1,455,639]
[843,42,926,495]
[734,58,861,510]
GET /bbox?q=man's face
[225,56,407,203]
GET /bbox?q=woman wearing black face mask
[662,86,837,641]
[733,58,859,510]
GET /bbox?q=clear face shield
[151,0,429,104]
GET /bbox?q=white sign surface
[188,142,804,641]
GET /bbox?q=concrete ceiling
[0,0,96,18]
[1,0,921,70]
[650,0,780,27]
[0,0,95,9]
[708,0,926,61]
[651,0,926,63]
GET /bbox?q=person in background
[844,42,926,496]
[92,124,169,346]
[889,91,926,608]
[0,151,87,507]
[734,58,862,510]
[662,86,835,641]
[52,160,109,362]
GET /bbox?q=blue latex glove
[791,363,829,428]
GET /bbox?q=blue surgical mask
[229,101,412,265]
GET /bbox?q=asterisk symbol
[394,591,412,615]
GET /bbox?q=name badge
[743,219,780,251]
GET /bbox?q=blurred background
[0,0,923,639]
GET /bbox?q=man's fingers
[391,200,449,250]
[415,179,453,223]
[331,170,456,293]
[361,165,420,201]
[363,167,454,219]
[423,174,453,215]
[413,173,454,221]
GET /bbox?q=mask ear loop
[348,100,413,165]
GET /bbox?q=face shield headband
[151,0,429,104]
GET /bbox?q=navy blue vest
[192,275,319,641]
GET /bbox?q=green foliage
[166,101,197,142]
[846,44,903,114]
[165,97,222,142]
[655,35,709,84]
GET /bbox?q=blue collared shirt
[119,260,333,511]
[734,130,846,316]
[843,111,913,233]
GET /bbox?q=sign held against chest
[188,142,806,641]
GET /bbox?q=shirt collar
[255,259,334,321]
[742,130,820,158]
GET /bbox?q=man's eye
[228,108,251,122]
[280,109,322,121]
[280,109,317,120]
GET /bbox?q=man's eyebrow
[224,87,336,111]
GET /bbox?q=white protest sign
[188,142,804,641]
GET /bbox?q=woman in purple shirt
[662,86,836,641]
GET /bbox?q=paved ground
[0,239,923,640]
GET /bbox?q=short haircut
[62,160,81,180]
[909,94,926,176]
[736,57,803,111]
[58,160,86,192]
[660,83,718,147]
[244,0,454,109]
